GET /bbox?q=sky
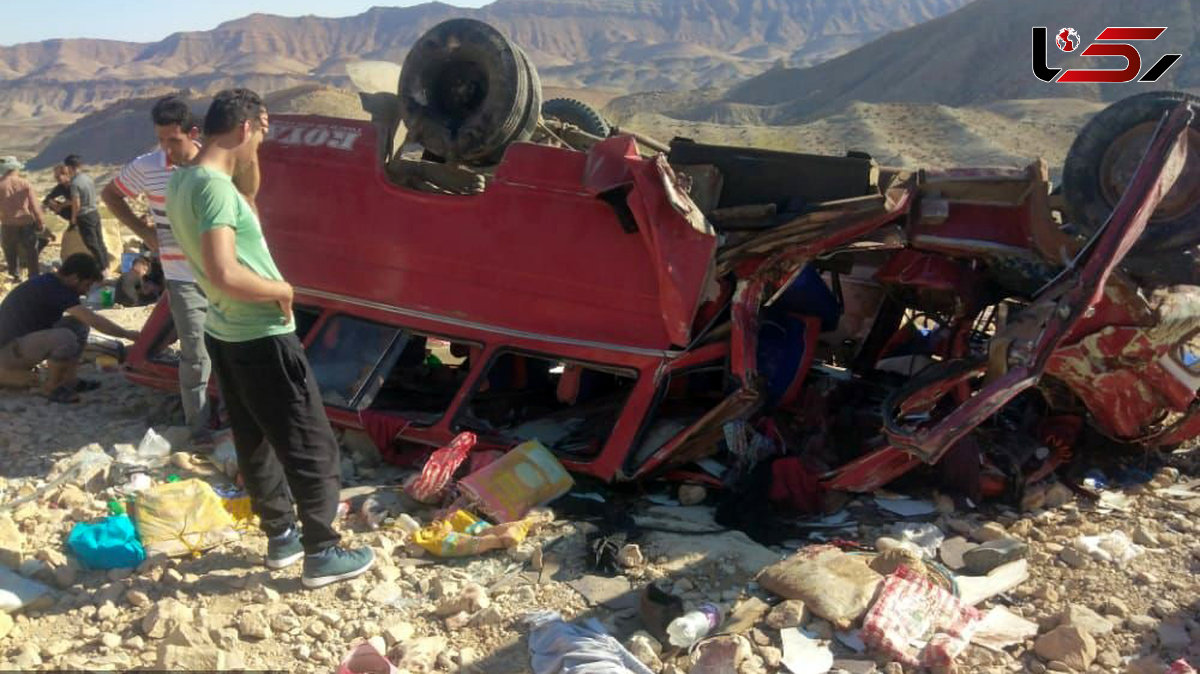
[0,0,493,46]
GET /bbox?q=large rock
[626,631,664,671]
[157,644,235,670]
[756,547,882,630]
[392,635,447,673]
[1156,621,1190,651]
[1034,625,1096,670]
[237,610,272,641]
[141,598,194,639]
[1060,604,1114,637]
[0,515,23,569]
[434,584,489,618]
[962,538,1028,575]
[765,600,808,630]
[48,444,113,493]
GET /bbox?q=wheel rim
[1098,121,1200,223]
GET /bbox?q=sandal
[47,386,81,404]
[74,379,102,393]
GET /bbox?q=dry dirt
[0,227,1198,673]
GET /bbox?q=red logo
[1033,26,1182,83]
[1056,27,1080,52]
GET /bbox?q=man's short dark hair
[152,95,197,132]
[203,88,265,137]
[63,154,82,169]
[60,253,102,281]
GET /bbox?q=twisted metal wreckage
[123,20,1200,511]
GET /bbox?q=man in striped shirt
[102,96,217,444]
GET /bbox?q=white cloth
[526,611,655,674]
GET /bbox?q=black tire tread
[542,98,611,138]
[1062,90,1200,253]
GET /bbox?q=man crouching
[0,253,140,402]
[166,88,374,588]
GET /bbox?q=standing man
[63,154,108,274]
[167,89,373,588]
[102,96,218,445]
[0,156,45,282]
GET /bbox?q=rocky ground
[0,251,1197,674]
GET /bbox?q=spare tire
[1062,91,1200,254]
[542,98,611,137]
[399,19,542,164]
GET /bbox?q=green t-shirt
[166,165,294,342]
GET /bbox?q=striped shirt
[113,148,195,282]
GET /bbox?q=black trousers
[205,332,342,554]
[75,211,109,272]
[1,223,38,281]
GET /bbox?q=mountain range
[0,0,976,124]
[654,0,1199,124]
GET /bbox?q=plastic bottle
[395,513,421,534]
[666,603,723,648]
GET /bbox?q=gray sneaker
[301,546,375,589]
[265,529,304,570]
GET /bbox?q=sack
[757,545,883,630]
[459,440,573,523]
[132,478,238,557]
[66,515,146,570]
[861,565,983,668]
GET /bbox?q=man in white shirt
[102,96,221,444]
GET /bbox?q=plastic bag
[411,509,548,558]
[405,431,476,504]
[459,440,574,523]
[132,478,238,557]
[1073,531,1142,566]
[66,515,147,570]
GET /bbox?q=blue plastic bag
[66,515,146,570]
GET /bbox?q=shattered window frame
[624,360,730,474]
[365,332,485,427]
[450,348,640,456]
[304,314,407,411]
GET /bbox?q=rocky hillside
[0,0,975,123]
[662,0,1199,125]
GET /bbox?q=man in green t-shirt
[167,88,373,589]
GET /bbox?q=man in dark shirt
[64,154,108,274]
[43,164,73,223]
[0,253,140,403]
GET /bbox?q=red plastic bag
[405,431,476,504]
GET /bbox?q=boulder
[1034,625,1096,670]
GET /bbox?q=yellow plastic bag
[411,509,547,558]
[132,478,238,557]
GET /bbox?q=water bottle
[666,603,723,647]
[395,513,421,534]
